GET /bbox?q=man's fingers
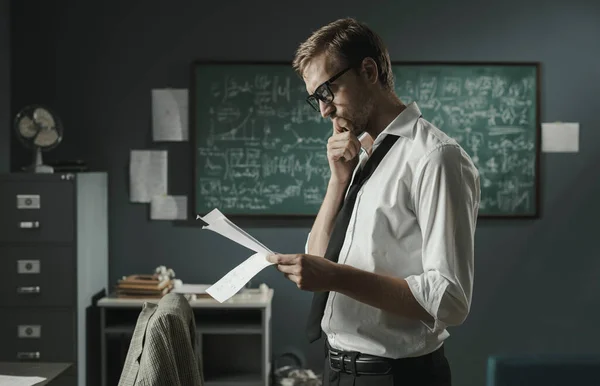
[328,136,361,158]
[267,253,299,265]
[277,264,299,275]
[328,140,360,155]
[343,146,358,161]
[333,118,355,134]
[284,273,301,284]
[328,138,359,152]
[328,131,355,144]
[330,147,358,162]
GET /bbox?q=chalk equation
[193,64,538,216]
[396,67,538,215]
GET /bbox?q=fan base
[23,164,54,174]
[23,146,55,173]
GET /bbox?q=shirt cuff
[405,271,450,333]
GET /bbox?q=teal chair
[487,355,600,386]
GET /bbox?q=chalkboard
[191,61,540,218]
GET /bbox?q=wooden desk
[98,288,273,386]
[0,362,72,385]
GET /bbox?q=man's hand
[266,253,435,324]
[266,253,338,292]
[327,118,361,186]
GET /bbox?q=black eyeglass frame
[305,66,353,112]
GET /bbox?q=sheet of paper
[150,195,187,220]
[152,89,188,141]
[129,150,168,203]
[205,252,272,302]
[542,122,579,152]
[198,208,275,302]
[0,375,46,386]
[172,284,210,294]
[198,208,273,256]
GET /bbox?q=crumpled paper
[275,366,321,386]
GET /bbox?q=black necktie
[306,133,400,343]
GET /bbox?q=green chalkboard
[191,61,540,218]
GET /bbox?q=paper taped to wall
[129,150,168,203]
[198,208,274,302]
[541,122,579,152]
[150,195,187,220]
[152,89,188,141]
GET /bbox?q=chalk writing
[193,64,538,216]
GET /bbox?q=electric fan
[13,104,63,173]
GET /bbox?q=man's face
[303,53,373,137]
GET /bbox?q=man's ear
[360,57,379,85]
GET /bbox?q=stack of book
[115,274,173,298]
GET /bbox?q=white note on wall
[129,150,168,203]
[152,89,188,141]
[150,195,187,220]
[198,208,275,302]
[542,122,579,152]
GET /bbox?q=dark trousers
[322,342,452,386]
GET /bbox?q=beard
[343,93,374,138]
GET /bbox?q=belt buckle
[329,350,360,376]
[328,349,340,373]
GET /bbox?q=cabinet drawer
[0,246,75,307]
[0,308,76,362]
[0,180,74,243]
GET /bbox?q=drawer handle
[17,286,41,294]
[19,221,40,229]
[18,325,41,338]
[17,351,40,360]
[17,260,41,274]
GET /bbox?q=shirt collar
[372,101,422,146]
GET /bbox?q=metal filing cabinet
[0,172,108,386]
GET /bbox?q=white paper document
[129,150,168,203]
[542,122,579,152]
[150,195,187,220]
[199,209,273,256]
[205,252,272,302]
[198,209,275,302]
[0,375,46,386]
[152,89,188,141]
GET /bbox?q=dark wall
[0,0,8,172]
[10,1,600,385]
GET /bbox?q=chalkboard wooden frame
[190,60,541,220]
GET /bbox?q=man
[267,17,480,386]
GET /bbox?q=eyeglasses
[306,66,353,112]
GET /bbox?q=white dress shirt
[305,102,481,359]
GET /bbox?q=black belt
[327,343,444,376]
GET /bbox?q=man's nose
[319,100,334,118]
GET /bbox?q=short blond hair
[292,18,394,91]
